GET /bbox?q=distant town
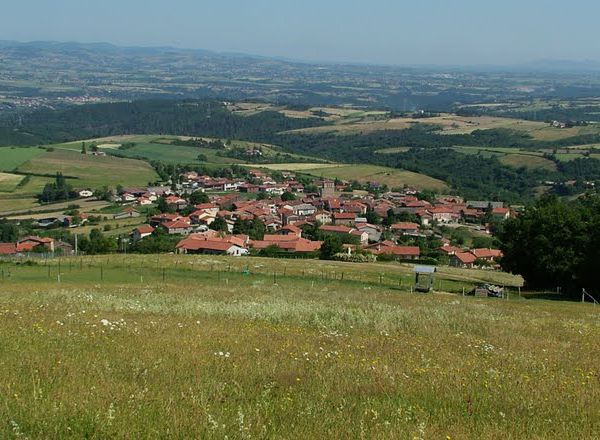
[0,167,510,269]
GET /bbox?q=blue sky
[1,0,598,65]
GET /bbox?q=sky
[1,0,599,66]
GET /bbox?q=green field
[1,254,599,438]
[301,164,449,191]
[17,149,159,188]
[0,146,46,171]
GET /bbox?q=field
[16,149,159,188]
[0,172,24,192]
[297,164,449,191]
[499,154,558,171]
[0,146,46,171]
[280,111,600,143]
[1,254,599,438]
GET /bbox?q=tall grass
[0,256,596,438]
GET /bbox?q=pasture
[17,149,159,188]
[0,146,46,171]
[0,255,598,438]
[300,164,449,191]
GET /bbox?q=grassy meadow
[0,146,46,171]
[0,255,598,438]
[17,149,158,188]
[300,164,449,192]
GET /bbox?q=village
[0,168,510,269]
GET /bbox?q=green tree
[320,235,343,260]
[210,217,229,232]
[189,191,210,205]
[280,191,296,201]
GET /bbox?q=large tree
[499,195,599,296]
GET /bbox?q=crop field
[0,146,46,171]
[0,172,24,192]
[1,254,599,438]
[281,111,600,143]
[17,149,159,188]
[282,114,549,136]
[300,164,449,191]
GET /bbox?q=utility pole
[74,234,78,256]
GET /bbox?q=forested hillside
[3,99,600,201]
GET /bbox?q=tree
[280,191,296,201]
[157,196,174,214]
[498,195,594,296]
[320,235,343,260]
[0,220,18,242]
[39,172,74,203]
[81,142,87,154]
[80,229,117,255]
[210,217,229,232]
[259,244,282,257]
[130,229,180,253]
[189,191,210,205]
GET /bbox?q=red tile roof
[391,222,420,231]
[454,252,477,264]
[0,243,17,255]
[471,248,503,259]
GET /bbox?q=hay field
[0,255,598,439]
[0,172,24,192]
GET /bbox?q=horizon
[1,0,599,66]
[3,38,600,71]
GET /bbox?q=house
[291,203,317,217]
[277,225,302,238]
[391,222,420,235]
[366,242,421,260]
[438,245,462,257]
[176,235,249,256]
[165,195,188,210]
[491,207,510,221]
[114,208,141,220]
[161,220,193,235]
[452,252,477,268]
[471,248,503,263]
[150,213,180,227]
[467,201,504,210]
[16,236,55,253]
[132,224,155,241]
[250,235,322,254]
[177,239,248,256]
[428,206,458,223]
[0,243,17,255]
[332,212,356,226]
[78,189,94,198]
[314,210,333,225]
[355,223,382,243]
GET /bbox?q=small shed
[414,265,436,292]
